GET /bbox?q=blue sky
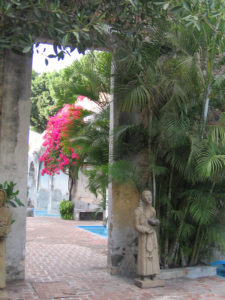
[32,43,83,74]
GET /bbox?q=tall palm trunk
[190,181,216,266]
[169,204,189,266]
[200,32,217,137]
[164,166,174,268]
[189,224,201,266]
[201,84,212,137]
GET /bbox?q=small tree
[63,106,110,211]
[40,102,83,201]
[31,72,58,133]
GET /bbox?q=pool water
[77,225,108,237]
[34,210,60,217]
[211,261,225,277]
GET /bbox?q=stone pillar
[107,62,139,276]
[48,176,54,213]
[0,50,32,280]
[0,190,12,289]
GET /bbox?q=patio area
[5,217,225,300]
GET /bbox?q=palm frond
[109,160,142,192]
[196,147,225,179]
[189,192,217,225]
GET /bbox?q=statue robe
[134,205,160,276]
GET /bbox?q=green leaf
[163,3,169,10]
[62,33,70,48]
[183,1,191,11]
[73,31,80,43]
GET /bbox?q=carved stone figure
[0,190,12,290]
[26,198,34,217]
[134,190,164,288]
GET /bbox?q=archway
[0,1,157,280]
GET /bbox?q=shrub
[59,200,74,220]
[0,181,24,207]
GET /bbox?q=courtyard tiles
[32,282,75,298]
[5,217,225,299]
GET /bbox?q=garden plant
[27,0,225,268]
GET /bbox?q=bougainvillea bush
[40,99,89,202]
[40,103,81,176]
[40,96,97,204]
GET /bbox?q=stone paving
[4,217,225,300]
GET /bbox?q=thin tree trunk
[190,224,201,266]
[194,232,204,265]
[152,169,156,208]
[210,181,216,194]
[190,181,215,266]
[68,173,74,202]
[201,85,211,137]
[203,87,211,124]
[169,204,189,265]
[164,166,174,268]
[180,248,187,267]
[190,183,216,265]
[200,31,217,137]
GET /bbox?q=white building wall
[28,130,101,217]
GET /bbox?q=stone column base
[134,277,165,289]
[0,288,8,299]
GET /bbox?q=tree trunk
[68,174,75,202]
[164,166,174,268]
[169,204,189,265]
[180,248,187,267]
[189,224,201,266]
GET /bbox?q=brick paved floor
[4,217,225,300]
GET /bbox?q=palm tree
[110,2,225,266]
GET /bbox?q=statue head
[0,190,6,207]
[141,190,152,205]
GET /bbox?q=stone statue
[134,190,164,288]
[0,189,12,291]
[26,198,34,217]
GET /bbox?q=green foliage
[109,161,142,192]
[57,1,225,267]
[84,165,108,219]
[30,50,111,133]
[10,0,224,268]
[0,181,24,208]
[63,106,109,208]
[64,106,109,166]
[0,0,162,59]
[83,165,108,200]
[30,72,58,133]
[59,199,74,220]
[109,1,225,267]
[50,51,111,108]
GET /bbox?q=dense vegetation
[112,1,225,267]
[30,51,111,132]
[5,0,225,267]
[61,1,225,267]
[0,0,161,57]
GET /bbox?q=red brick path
[5,217,225,299]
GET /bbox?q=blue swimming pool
[34,210,60,217]
[77,225,108,237]
[211,261,225,277]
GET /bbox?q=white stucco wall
[28,130,101,216]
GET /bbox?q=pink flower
[40,102,83,176]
